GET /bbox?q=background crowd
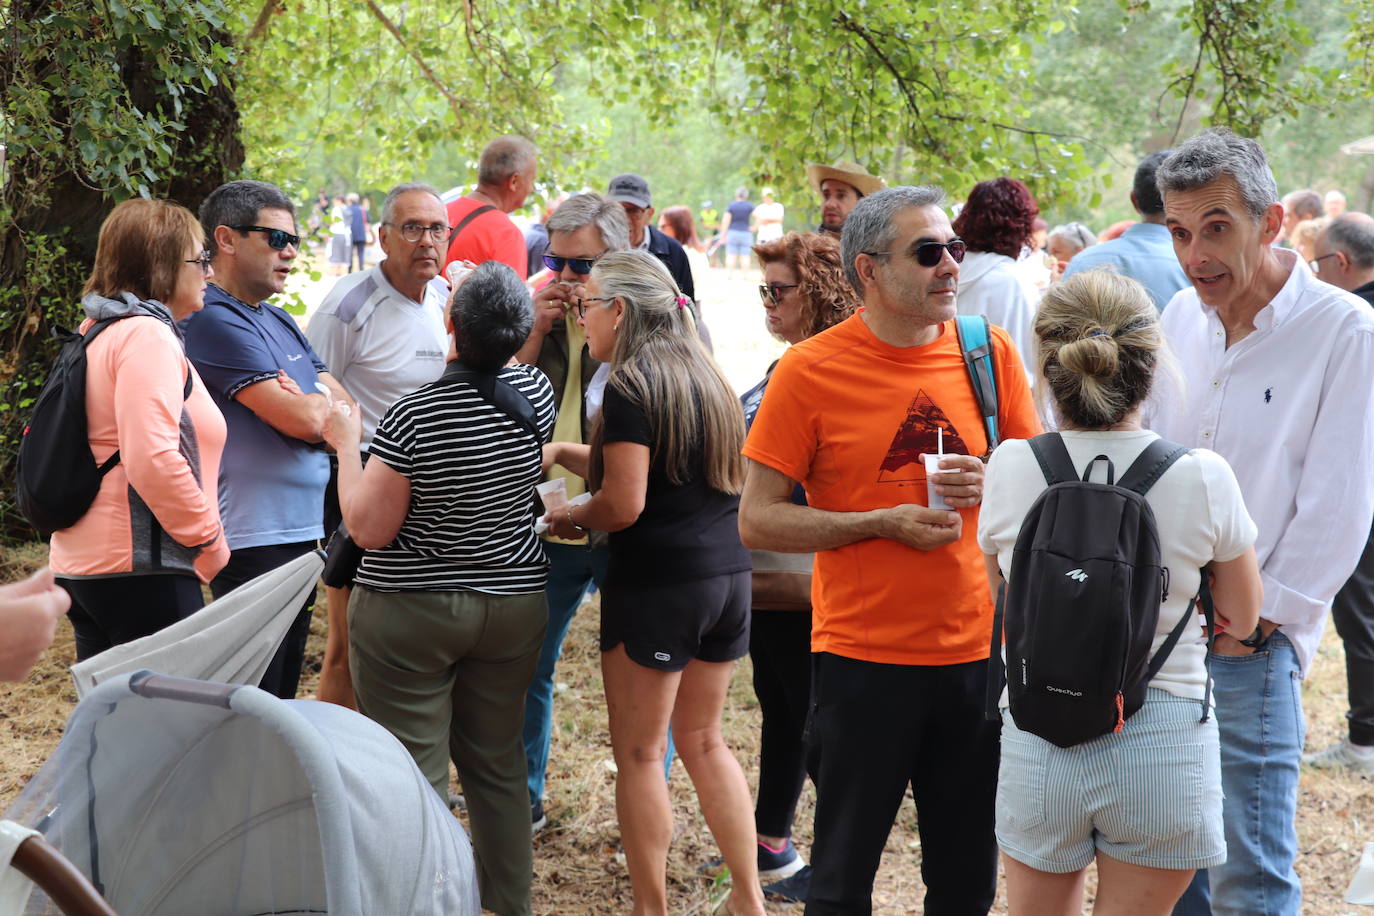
[5,127,1374,916]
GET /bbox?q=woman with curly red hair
[952,178,1040,371]
[736,231,860,902]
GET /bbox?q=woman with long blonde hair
[544,250,764,916]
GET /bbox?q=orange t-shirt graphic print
[877,388,973,484]
[743,312,1039,665]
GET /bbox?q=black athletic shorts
[600,570,751,672]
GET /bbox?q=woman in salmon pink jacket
[49,198,230,661]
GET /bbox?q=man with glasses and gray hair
[1301,211,1374,777]
[444,135,539,277]
[516,192,630,831]
[305,181,452,707]
[740,186,1039,913]
[183,179,350,700]
[1149,129,1374,916]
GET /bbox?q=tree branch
[243,0,285,47]
[361,0,476,122]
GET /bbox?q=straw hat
[805,159,886,196]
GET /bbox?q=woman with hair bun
[977,270,1264,914]
[543,249,765,916]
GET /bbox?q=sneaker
[531,799,548,833]
[757,838,805,882]
[1303,738,1374,777]
[763,865,811,904]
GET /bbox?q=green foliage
[1,0,240,539]
[3,0,237,206]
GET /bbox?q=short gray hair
[546,192,630,252]
[450,261,533,372]
[1155,128,1278,222]
[199,180,296,257]
[1048,222,1097,255]
[840,185,946,292]
[1325,213,1374,271]
[477,135,537,186]
[381,182,442,225]
[1284,189,1322,220]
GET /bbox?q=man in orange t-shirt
[740,186,1039,913]
[444,135,538,277]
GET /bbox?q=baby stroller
[2,671,479,915]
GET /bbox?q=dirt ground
[1,538,1370,914]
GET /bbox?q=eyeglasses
[184,250,213,275]
[543,250,608,276]
[864,238,967,267]
[573,296,614,318]
[759,284,799,304]
[230,225,301,250]
[385,222,450,243]
[1309,252,1340,275]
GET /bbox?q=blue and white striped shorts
[996,689,1226,873]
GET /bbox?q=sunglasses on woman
[184,250,213,275]
[230,225,301,250]
[758,284,799,304]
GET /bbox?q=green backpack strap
[955,314,999,455]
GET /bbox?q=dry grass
[2,540,1370,914]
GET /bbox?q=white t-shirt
[307,266,449,450]
[754,201,785,242]
[977,430,1257,700]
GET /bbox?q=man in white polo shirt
[1151,129,1374,916]
[307,181,451,707]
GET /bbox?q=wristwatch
[1238,624,1270,650]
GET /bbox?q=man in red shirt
[444,135,538,277]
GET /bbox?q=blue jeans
[523,541,608,804]
[522,542,675,804]
[1173,631,1305,916]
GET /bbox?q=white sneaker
[1302,738,1374,777]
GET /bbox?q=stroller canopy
[4,672,479,916]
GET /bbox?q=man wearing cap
[755,188,785,243]
[804,159,886,239]
[605,173,695,300]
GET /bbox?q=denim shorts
[996,689,1225,873]
[725,229,754,256]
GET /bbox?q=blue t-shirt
[182,285,330,549]
[726,200,755,233]
[347,204,367,243]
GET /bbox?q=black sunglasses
[759,284,799,304]
[865,238,967,267]
[543,249,607,276]
[230,225,301,250]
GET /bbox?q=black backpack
[986,433,1214,748]
[16,316,191,537]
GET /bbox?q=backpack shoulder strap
[1026,432,1077,486]
[441,362,542,444]
[955,315,999,453]
[447,204,498,251]
[1116,438,1189,496]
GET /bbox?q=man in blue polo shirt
[1062,150,1189,311]
[183,179,352,699]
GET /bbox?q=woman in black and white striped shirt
[322,261,554,916]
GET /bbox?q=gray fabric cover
[4,673,479,915]
[70,551,324,699]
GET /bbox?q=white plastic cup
[924,454,952,511]
[536,479,568,513]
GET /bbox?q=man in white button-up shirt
[1151,129,1374,916]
